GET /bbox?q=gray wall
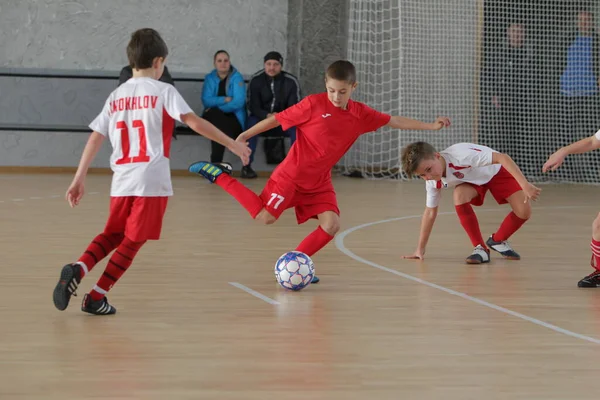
[0,0,288,74]
[287,0,350,95]
[0,76,204,127]
[0,0,351,171]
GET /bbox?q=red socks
[455,203,486,248]
[77,233,124,276]
[295,226,334,257]
[591,239,600,271]
[216,174,264,218]
[492,212,528,242]
[89,237,145,301]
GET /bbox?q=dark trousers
[202,108,243,163]
[247,115,296,165]
[480,97,537,178]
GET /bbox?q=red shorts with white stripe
[469,166,522,206]
[259,178,339,224]
[103,196,169,242]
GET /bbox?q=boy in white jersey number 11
[52,28,250,315]
[401,141,541,264]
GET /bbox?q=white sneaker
[465,245,490,264]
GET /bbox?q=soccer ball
[274,251,315,291]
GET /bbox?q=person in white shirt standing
[400,141,541,264]
[52,28,251,315]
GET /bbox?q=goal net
[341,0,600,184]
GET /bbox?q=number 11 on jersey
[116,120,150,165]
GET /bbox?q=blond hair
[401,142,437,178]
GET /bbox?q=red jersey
[274,93,391,190]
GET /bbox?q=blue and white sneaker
[188,161,232,183]
[486,235,520,260]
[465,245,490,264]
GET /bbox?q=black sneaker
[53,263,82,311]
[188,161,230,183]
[466,245,491,264]
[241,165,258,179]
[81,293,117,315]
[311,275,320,284]
[486,235,520,260]
[578,269,600,288]
[215,162,233,175]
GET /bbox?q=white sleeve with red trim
[425,180,442,208]
[163,85,193,123]
[449,143,496,168]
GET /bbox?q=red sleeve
[358,103,391,134]
[275,96,312,131]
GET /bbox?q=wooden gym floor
[1,173,600,399]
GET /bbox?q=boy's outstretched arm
[492,152,541,202]
[402,206,438,260]
[236,115,281,143]
[543,134,600,172]
[66,131,105,208]
[387,116,451,131]
[181,112,251,165]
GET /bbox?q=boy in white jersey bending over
[401,142,541,264]
[52,28,250,315]
[544,130,600,287]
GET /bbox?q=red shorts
[259,178,340,224]
[469,166,521,206]
[104,196,169,242]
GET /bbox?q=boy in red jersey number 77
[189,60,450,283]
[52,28,250,315]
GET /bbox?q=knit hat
[264,51,283,65]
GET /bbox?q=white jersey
[425,143,501,208]
[89,77,193,197]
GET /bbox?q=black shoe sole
[53,265,76,311]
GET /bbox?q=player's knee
[453,186,474,205]
[320,218,340,236]
[514,202,531,220]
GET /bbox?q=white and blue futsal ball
[274,251,315,291]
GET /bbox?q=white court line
[335,205,600,345]
[228,282,280,305]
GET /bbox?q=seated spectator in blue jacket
[244,51,300,179]
[201,50,247,168]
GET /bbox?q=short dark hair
[326,60,357,84]
[401,141,437,178]
[127,28,169,70]
[214,50,230,61]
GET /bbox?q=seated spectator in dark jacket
[119,64,177,138]
[244,51,300,179]
[118,65,175,86]
[201,50,247,168]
